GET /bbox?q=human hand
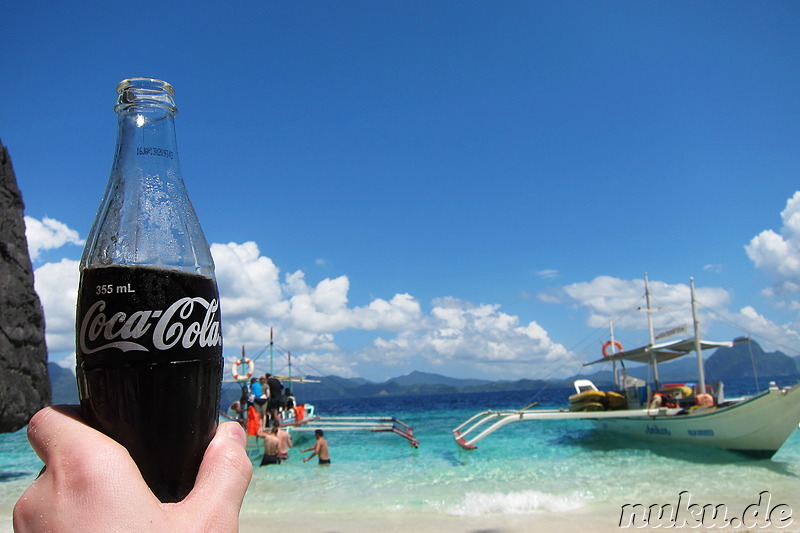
[13,406,252,533]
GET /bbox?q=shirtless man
[257,425,281,466]
[274,421,292,460]
[301,429,330,465]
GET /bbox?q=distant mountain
[387,370,490,388]
[706,339,798,380]
[220,371,553,406]
[48,363,78,405]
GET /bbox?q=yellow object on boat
[605,391,627,410]
[659,385,693,399]
[568,390,606,404]
[568,401,605,412]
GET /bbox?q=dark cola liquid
[76,265,222,502]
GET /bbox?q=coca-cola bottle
[76,78,222,502]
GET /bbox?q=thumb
[179,422,252,531]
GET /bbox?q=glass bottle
[76,78,223,502]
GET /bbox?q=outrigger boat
[453,276,800,459]
[223,331,419,464]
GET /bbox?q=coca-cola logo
[79,297,221,354]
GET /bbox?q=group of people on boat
[249,373,290,429]
[227,373,298,430]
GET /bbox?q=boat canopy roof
[584,338,733,367]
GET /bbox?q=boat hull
[590,384,800,458]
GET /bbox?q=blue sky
[2,1,800,382]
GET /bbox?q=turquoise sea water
[3,378,800,532]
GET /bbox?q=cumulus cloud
[209,241,566,378]
[25,216,83,260]
[746,191,800,297]
[358,297,571,376]
[559,275,731,333]
[731,306,799,346]
[33,258,80,366]
[211,242,568,377]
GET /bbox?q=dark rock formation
[0,139,50,432]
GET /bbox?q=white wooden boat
[453,277,800,459]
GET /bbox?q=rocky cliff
[0,139,50,432]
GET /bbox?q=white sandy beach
[239,509,623,533]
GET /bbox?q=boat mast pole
[644,273,660,391]
[239,345,248,397]
[644,272,660,390]
[690,277,706,395]
[610,319,618,390]
[269,327,274,375]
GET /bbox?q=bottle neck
[80,78,214,278]
[112,77,181,175]
[113,106,181,175]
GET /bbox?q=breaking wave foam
[446,490,587,517]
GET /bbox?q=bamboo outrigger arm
[292,416,420,447]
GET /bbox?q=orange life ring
[602,340,623,357]
[231,358,255,381]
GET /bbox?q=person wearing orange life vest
[649,392,678,409]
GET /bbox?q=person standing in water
[257,425,281,466]
[274,421,292,460]
[301,429,330,465]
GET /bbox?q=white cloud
[209,242,568,378]
[746,191,800,297]
[211,241,285,320]
[358,297,571,376]
[25,216,83,260]
[212,242,424,375]
[537,269,559,279]
[33,258,80,357]
[561,275,731,332]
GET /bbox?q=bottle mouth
[115,78,177,115]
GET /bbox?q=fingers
[26,406,116,466]
[180,422,252,530]
[14,406,157,533]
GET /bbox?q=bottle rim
[115,78,177,115]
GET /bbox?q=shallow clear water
[2,378,800,531]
